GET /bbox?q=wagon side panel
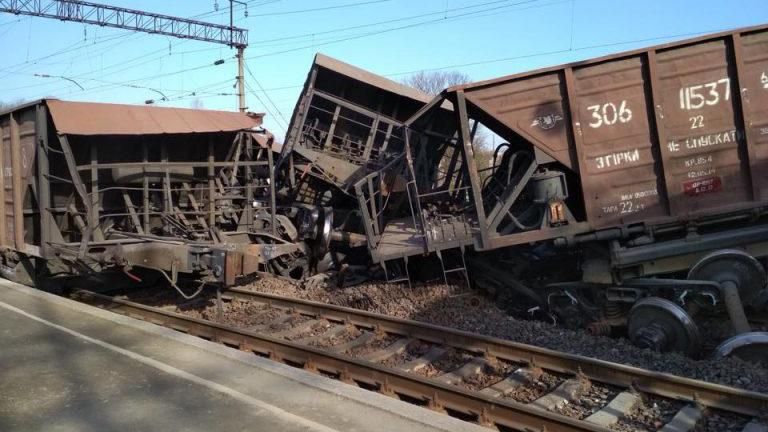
[654,37,749,217]
[570,56,668,228]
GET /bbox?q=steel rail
[74,289,610,432]
[224,287,768,417]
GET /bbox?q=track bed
[73,286,768,432]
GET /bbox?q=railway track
[74,287,768,432]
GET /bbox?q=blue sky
[1,0,767,139]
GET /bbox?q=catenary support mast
[0,0,249,111]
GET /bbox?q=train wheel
[688,249,766,308]
[628,297,701,356]
[714,332,768,364]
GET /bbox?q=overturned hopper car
[0,99,309,292]
[275,54,453,279]
[356,24,768,357]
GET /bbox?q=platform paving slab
[0,279,487,432]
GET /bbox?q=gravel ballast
[238,276,768,393]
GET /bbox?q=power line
[385,27,740,77]
[0,0,238,77]
[8,56,230,102]
[249,25,742,96]
[245,81,286,130]
[244,62,289,127]
[0,0,280,101]
[248,0,391,17]
[245,0,544,60]
[0,0,248,47]
[250,0,527,46]
[249,0,568,51]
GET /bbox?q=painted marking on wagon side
[595,148,640,170]
[667,129,742,152]
[586,100,632,128]
[683,154,712,168]
[531,113,563,130]
[683,176,722,196]
[687,167,716,179]
[679,78,731,110]
[620,187,658,201]
[761,71,768,89]
[601,187,658,216]
[602,200,646,215]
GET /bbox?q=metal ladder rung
[382,257,411,287]
[443,268,466,274]
[437,248,469,288]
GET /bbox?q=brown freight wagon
[355,24,768,357]
[0,99,301,292]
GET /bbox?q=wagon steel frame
[0,99,288,288]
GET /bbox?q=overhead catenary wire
[3,0,530,103]
[243,0,569,51]
[247,0,392,17]
[0,0,271,99]
[245,81,288,131]
[0,0,751,131]
[244,62,289,128]
[250,0,536,46]
[250,24,744,94]
[244,0,545,61]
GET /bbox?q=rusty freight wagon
[275,54,454,279]
[0,99,314,293]
[355,24,768,357]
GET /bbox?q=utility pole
[236,46,246,112]
[229,0,248,112]
[0,0,249,111]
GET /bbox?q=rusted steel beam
[208,138,216,229]
[89,143,104,241]
[121,191,144,235]
[9,113,24,249]
[142,141,150,234]
[75,160,269,171]
[645,50,672,216]
[267,145,276,237]
[0,123,7,247]
[35,104,53,257]
[730,32,761,201]
[455,91,489,249]
[58,134,93,258]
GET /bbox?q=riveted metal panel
[0,105,38,250]
[463,72,574,169]
[450,25,768,236]
[570,56,667,228]
[654,38,748,216]
[740,29,768,201]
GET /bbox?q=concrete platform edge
[0,280,487,432]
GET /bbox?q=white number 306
[587,100,633,128]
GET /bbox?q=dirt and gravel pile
[241,276,768,393]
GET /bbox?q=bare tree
[403,71,498,180]
[0,99,27,112]
[401,70,471,96]
[189,97,205,110]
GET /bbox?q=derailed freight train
[0,99,320,294]
[4,24,768,358]
[290,25,768,357]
